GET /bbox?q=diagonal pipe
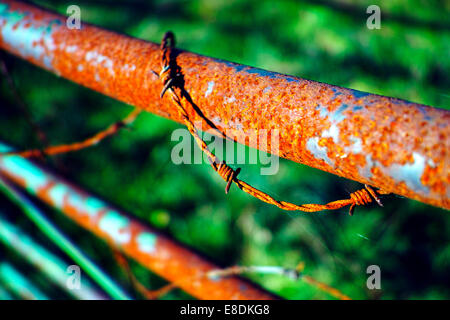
[0,0,448,209]
[0,141,277,300]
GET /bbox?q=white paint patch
[226,95,236,103]
[205,81,215,97]
[1,156,47,191]
[136,232,157,254]
[359,152,430,195]
[0,12,57,70]
[347,136,362,153]
[48,184,68,208]
[65,45,78,53]
[359,154,374,179]
[84,197,106,217]
[306,137,334,167]
[84,50,115,76]
[385,152,430,195]
[322,123,340,143]
[98,211,131,244]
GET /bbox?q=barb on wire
[156,31,389,216]
[0,109,141,158]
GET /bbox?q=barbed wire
[156,31,389,216]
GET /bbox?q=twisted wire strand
[157,31,390,215]
[0,109,142,158]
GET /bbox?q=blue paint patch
[47,184,67,208]
[317,104,350,144]
[416,105,433,121]
[385,152,430,195]
[1,156,47,191]
[84,197,106,217]
[331,88,343,99]
[0,4,59,70]
[136,232,157,254]
[244,67,298,82]
[217,59,299,82]
[316,104,329,118]
[359,152,431,196]
[48,184,101,218]
[350,89,370,99]
[331,104,348,123]
[98,211,131,244]
[216,59,247,72]
[316,104,348,124]
[359,154,374,179]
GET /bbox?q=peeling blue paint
[218,59,298,82]
[1,155,47,191]
[48,184,101,218]
[205,81,214,97]
[347,136,362,153]
[330,88,343,99]
[322,123,340,143]
[306,137,334,167]
[359,154,374,179]
[350,89,371,99]
[219,60,247,73]
[359,152,430,196]
[0,3,59,70]
[330,104,349,123]
[99,211,131,244]
[84,197,106,217]
[317,104,350,145]
[244,67,297,82]
[136,232,157,254]
[85,50,115,76]
[385,152,430,195]
[48,184,67,208]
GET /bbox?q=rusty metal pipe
[0,141,277,300]
[0,0,448,209]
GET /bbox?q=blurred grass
[0,0,449,299]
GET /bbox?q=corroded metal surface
[0,142,277,300]
[0,0,448,209]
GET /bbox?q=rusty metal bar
[0,141,277,300]
[0,0,448,210]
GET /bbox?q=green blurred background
[0,0,449,299]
